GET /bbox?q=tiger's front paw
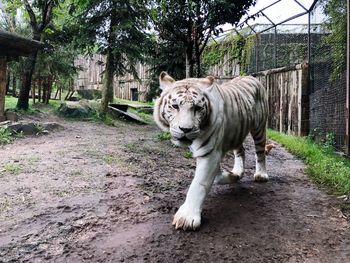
[215,170,241,185]
[172,204,201,231]
[254,172,269,182]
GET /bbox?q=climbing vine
[202,33,248,74]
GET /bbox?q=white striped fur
[154,72,269,230]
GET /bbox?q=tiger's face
[154,72,213,146]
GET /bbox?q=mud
[0,113,349,262]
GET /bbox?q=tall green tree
[72,0,150,114]
[15,0,60,110]
[151,0,255,77]
[146,36,186,101]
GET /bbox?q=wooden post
[0,57,7,122]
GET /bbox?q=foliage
[71,0,151,113]
[240,35,255,75]
[202,32,249,75]
[321,0,347,80]
[157,131,171,141]
[151,0,255,77]
[268,129,350,195]
[203,31,311,76]
[145,36,186,101]
[0,128,13,145]
[202,33,246,66]
[2,163,22,174]
[183,149,193,158]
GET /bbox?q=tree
[145,36,186,101]
[15,0,60,110]
[151,0,255,77]
[72,0,150,114]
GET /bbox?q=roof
[0,30,44,58]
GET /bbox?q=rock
[2,121,62,136]
[42,122,63,131]
[58,102,95,118]
[6,122,36,135]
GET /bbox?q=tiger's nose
[179,127,193,133]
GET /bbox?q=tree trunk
[12,76,16,97]
[38,78,42,102]
[101,11,117,115]
[16,51,38,110]
[185,44,194,78]
[195,45,201,77]
[101,47,115,114]
[45,77,53,104]
[0,58,7,121]
[6,70,10,95]
[32,81,36,104]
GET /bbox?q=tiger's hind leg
[251,129,269,182]
[214,145,245,185]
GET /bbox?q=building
[73,54,150,101]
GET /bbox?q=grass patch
[157,131,171,141]
[2,163,21,175]
[183,149,193,158]
[5,95,61,115]
[267,129,350,195]
[0,128,13,145]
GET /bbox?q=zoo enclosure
[207,0,349,154]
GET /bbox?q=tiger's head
[154,72,214,147]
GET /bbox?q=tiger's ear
[205,76,214,86]
[159,72,175,90]
[199,76,215,90]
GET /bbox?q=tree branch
[22,0,38,31]
[198,28,213,56]
[40,0,55,31]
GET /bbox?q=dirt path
[0,114,349,262]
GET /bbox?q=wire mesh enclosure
[239,0,349,153]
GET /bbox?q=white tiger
[154,72,269,230]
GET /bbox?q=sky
[220,0,325,35]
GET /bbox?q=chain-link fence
[309,1,347,152]
[240,0,348,153]
[245,24,309,74]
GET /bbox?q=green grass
[267,129,350,195]
[5,96,61,114]
[157,131,171,141]
[0,128,12,145]
[5,96,23,109]
[2,163,22,174]
[183,149,193,158]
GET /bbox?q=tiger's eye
[172,104,179,110]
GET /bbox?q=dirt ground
[0,113,349,263]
